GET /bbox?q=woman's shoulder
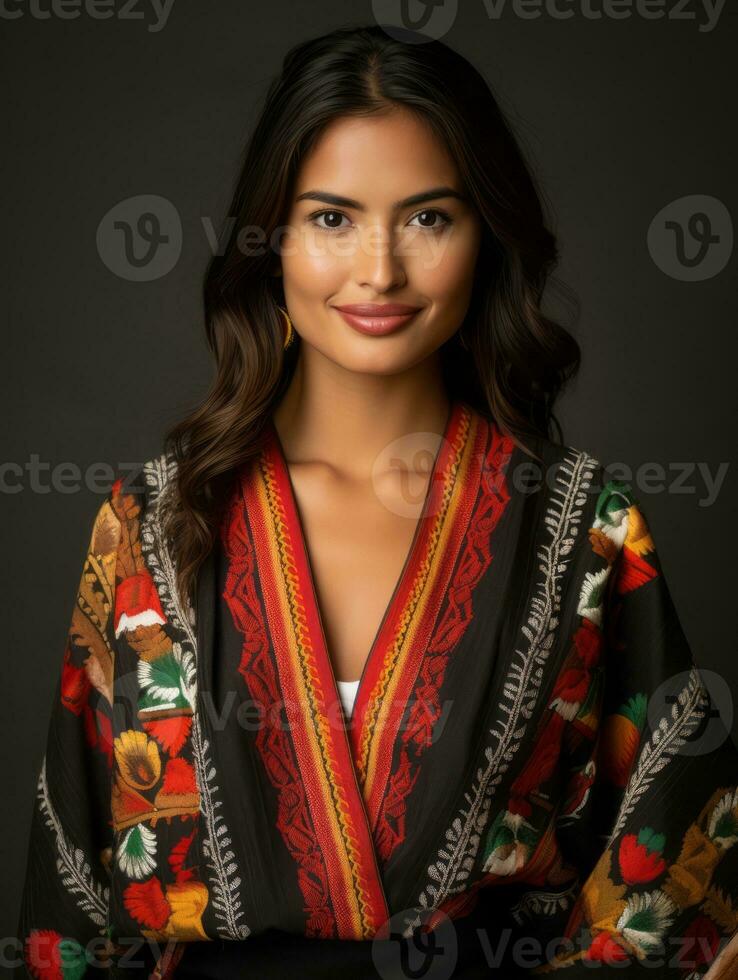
[476,413,647,554]
[466,401,597,462]
[468,406,604,492]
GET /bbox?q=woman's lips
[332,303,422,336]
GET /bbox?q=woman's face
[278,108,482,375]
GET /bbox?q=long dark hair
[163,22,581,608]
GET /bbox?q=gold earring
[278,306,295,349]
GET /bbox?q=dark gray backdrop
[3,0,736,950]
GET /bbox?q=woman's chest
[287,467,428,684]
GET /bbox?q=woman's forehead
[293,112,461,197]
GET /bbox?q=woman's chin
[325,343,430,377]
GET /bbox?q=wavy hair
[163,22,581,608]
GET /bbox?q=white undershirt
[336,679,360,718]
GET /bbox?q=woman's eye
[408,208,453,230]
[309,208,453,232]
[311,210,351,230]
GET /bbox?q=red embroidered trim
[220,491,337,938]
[375,421,514,862]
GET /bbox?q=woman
[16,23,738,980]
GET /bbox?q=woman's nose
[351,223,407,292]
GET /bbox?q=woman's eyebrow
[295,186,469,210]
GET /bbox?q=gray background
[3,0,736,949]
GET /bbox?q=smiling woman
[15,20,738,980]
[277,110,482,378]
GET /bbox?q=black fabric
[177,886,530,978]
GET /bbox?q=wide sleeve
[14,488,124,978]
[534,476,738,978]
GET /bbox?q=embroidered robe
[15,400,738,978]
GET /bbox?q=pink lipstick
[332,302,422,336]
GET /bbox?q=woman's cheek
[283,248,340,295]
[413,242,477,311]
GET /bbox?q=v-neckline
[230,396,486,917]
[264,400,458,728]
